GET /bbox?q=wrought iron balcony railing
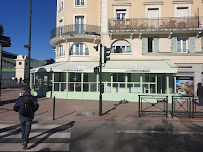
[108,17,203,32]
[51,24,100,39]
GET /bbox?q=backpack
[19,95,34,117]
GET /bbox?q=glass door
[75,16,84,34]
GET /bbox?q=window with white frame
[116,9,126,19]
[57,45,65,57]
[111,40,131,54]
[70,43,89,56]
[59,0,64,12]
[177,38,188,53]
[75,0,85,7]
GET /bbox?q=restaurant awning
[30,61,99,73]
[31,60,177,73]
[103,60,178,73]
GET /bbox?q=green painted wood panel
[142,37,148,54]
[154,38,159,53]
[189,36,195,53]
[171,37,177,53]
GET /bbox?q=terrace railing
[51,24,101,39]
[138,95,168,118]
[109,16,202,32]
[171,95,193,118]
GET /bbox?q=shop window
[127,73,141,93]
[112,73,125,93]
[69,73,81,92]
[157,74,166,94]
[169,75,175,94]
[127,73,140,82]
[83,73,97,92]
[113,73,125,82]
[177,38,188,53]
[111,40,131,54]
[54,73,66,82]
[102,73,111,82]
[143,74,155,82]
[70,43,89,56]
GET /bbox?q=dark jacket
[197,86,203,97]
[13,92,39,121]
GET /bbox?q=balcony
[50,24,101,45]
[108,17,203,33]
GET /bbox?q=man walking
[197,82,203,106]
[13,86,39,150]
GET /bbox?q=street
[1,88,203,151]
[1,119,203,152]
[70,119,203,152]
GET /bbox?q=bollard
[53,95,55,120]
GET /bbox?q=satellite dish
[0,24,4,36]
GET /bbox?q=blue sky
[0,0,56,60]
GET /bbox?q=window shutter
[154,38,159,53]
[171,37,177,53]
[189,37,195,53]
[201,37,203,52]
[142,37,148,54]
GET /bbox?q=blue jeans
[20,120,32,145]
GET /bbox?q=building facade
[31,0,203,102]
[2,51,16,84]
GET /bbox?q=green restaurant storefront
[30,60,177,102]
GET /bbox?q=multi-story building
[31,0,203,102]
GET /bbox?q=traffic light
[93,45,99,51]
[94,66,99,74]
[101,83,104,93]
[104,46,110,63]
[0,36,11,47]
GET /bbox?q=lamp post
[24,0,32,86]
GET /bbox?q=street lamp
[25,0,32,86]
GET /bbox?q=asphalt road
[70,119,203,152]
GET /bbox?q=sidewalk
[0,88,203,124]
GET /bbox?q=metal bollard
[53,94,55,120]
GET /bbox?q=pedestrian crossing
[0,123,73,151]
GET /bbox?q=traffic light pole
[0,43,2,105]
[27,0,32,86]
[99,44,102,116]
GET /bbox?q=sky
[0,0,57,60]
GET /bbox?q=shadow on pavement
[28,121,75,150]
[38,148,51,151]
[103,100,129,116]
[0,124,21,139]
[35,111,49,116]
[1,99,16,105]
[55,111,75,120]
[0,107,13,114]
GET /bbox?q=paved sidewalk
[0,88,203,124]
